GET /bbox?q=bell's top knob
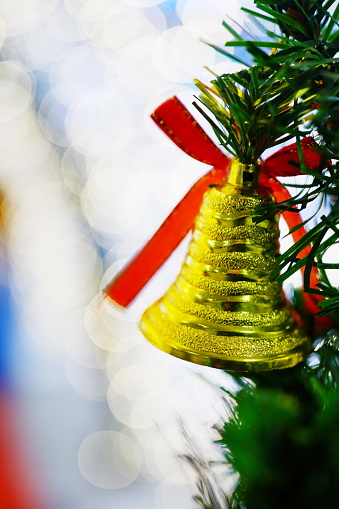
[226,158,260,189]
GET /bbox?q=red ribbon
[104,96,329,319]
[0,390,50,509]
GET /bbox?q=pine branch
[213,334,339,508]
[194,0,339,306]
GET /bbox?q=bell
[140,159,310,371]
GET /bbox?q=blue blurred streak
[0,280,14,389]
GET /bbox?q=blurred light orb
[117,36,169,96]
[177,0,268,40]
[106,357,172,424]
[125,0,165,7]
[39,89,68,147]
[176,0,240,25]
[51,46,106,106]
[99,91,134,137]
[46,3,84,42]
[65,359,109,401]
[110,364,168,401]
[65,91,133,157]
[149,447,190,484]
[107,389,135,426]
[81,167,146,234]
[63,0,95,17]
[28,236,100,306]
[102,7,150,51]
[156,481,193,509]
[152,26,216,83]
[78,430,142,489]
[65,308,108,369]
[75,0,123,22]
[130,390,170,429]
[0,61,34,122]
[185,18,232,46]
[0,0,57,37]
[84,292,137,353]
[25,26,66,71]
[0,16,6,50]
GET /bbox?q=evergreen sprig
[194,66,314,163]
[214,332,339,509]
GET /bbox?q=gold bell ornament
[104,97,328,372]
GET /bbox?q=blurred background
[0,0,305,508]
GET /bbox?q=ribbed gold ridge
[140,160,310,371]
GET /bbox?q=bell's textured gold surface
[140,159,310,371]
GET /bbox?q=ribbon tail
[266,177,319,287]
[266,177,333,332]
[104,96,230,307]
[0,390,49,509]
[263,137,333,333]
[104,166,228,307]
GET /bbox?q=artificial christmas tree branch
[178,1,339,506]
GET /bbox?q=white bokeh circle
[78,430,142,489]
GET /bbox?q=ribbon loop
[264,136,329,177]
[152,96,229,169]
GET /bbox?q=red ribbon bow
[104,96,328,326]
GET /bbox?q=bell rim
[140,319,311,372]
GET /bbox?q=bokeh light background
[0,0,328,508]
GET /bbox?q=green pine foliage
[194,66,316,163]
[218,335,339,508]
[195,0,339,318]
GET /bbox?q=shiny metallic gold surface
[140,160,310,371]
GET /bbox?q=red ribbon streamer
[0,390,50,509]
[104,96,328,312]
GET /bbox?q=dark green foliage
[197,0,339,165]
[217,334,339,508]
[194,66,316,163]
[253,0,339,43]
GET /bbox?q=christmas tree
[185,1,339,507]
